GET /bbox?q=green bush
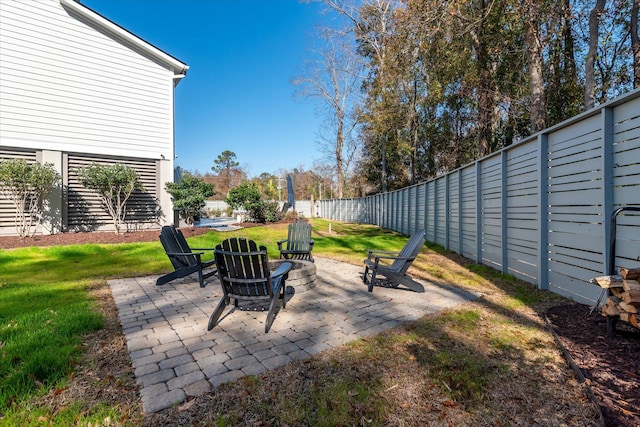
[0,159,61,238]
[77,163,142,234]
[165,173,215,225]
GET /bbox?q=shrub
[226,181,277,223]
[165,173,215,226]
[0,159,61,238]
[77,163,142,234]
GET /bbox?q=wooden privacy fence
[319,89,640,305]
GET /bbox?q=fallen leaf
[178,399,196,412]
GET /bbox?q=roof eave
[59,0,189,78]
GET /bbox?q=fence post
[457,169,463,254]
[445,174,451,250]
[537,134,549,290]
[602,107,614,275]
[475,161,482,264]
[501,150,508,275]
[424,183,429,240]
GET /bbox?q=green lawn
[0,219,588,426]
[0,220,403,416]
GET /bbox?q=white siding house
[0,0,188,235]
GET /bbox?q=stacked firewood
[591,267,640,329]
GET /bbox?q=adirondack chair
[156,226,216,288]
[277,221,314,262]
[208,238,292,333]
[363,229,426,293]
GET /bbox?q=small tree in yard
[77,163,142,234]
[225,181,280,223]
[0,159,61,239]
[165,173,215,226]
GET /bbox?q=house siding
[0,0,174,160]
[0,0,187,236]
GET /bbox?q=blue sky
[82,0,328,177]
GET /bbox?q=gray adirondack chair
[277,220,314,262]
[208,238,292,333]
[156,226,216,288]
[363,229,426,293]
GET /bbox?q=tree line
[295,0,639,197]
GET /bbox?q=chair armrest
[190,247,216,252]
[367,249,400,255]
[366,250,400,261]
[373,255,415,262]
[271,262,292,280]
[165,251,203,257]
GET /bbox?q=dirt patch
[546,303,640,427]
[0,226,211,249]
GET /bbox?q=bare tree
[521,0,553,132]
[585,0,606,109]
[321,0,398,192]
[292,25,361,199]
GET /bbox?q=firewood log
[623,279,640,292]
[590,275,623,288]
[611,287,625,299]
[603,298,620,316]
[618,301,638,314]
[622,290,640,305]
[620,268,640,280]
[619,312,639,328]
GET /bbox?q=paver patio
[108,257,480,413]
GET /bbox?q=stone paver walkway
[108,257,480,413]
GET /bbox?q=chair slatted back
[286,221,312,252]
[160,226,196,270]
[390,229,426,274]
[215,238,272,298]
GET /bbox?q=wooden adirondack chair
[208,238,292,333]
[277,221,314,262]
[156,226,216,288]
[363,229,426,293]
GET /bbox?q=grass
[0,219,598,425]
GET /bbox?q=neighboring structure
[0,0,188,235]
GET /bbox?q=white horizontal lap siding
[0,1,173,160]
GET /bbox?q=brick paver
[108,257,480,413]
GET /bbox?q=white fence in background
[318,89,640,305]
[204,200,314,218]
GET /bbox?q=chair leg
[265,289,284,333]
[368,270,377,293]
[363,266,370,284]
[274,277,286,309]
[208,296,229,331]
[197,267,206,288]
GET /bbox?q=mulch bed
[546,303,640,427]
[2,228,639,426]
